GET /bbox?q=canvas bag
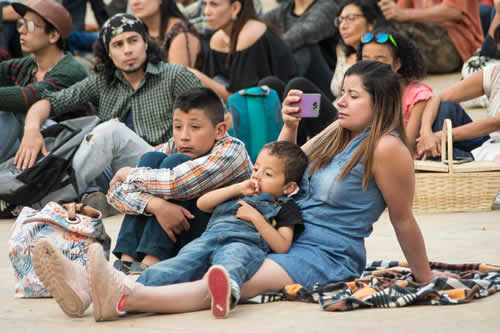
[8,202,111,298]
[227,86,283,162]
[0,115,101,209]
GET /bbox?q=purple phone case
[299,94,321,118]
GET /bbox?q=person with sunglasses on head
[358,29,431,154]
[0,0,87,165]
[377,0,483,74]
[358,29,488,159]
[330,0,387,100]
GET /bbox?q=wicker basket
[413,119,500,213]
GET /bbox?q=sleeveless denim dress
[268,128,390,288]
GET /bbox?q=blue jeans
[137,192,288,302]
[113,152,211,261]
[429,101,490,161]
[0,112,56,164]
[68,31,99,53]
[0,112,24,163]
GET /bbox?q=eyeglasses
[16,18,43,33]
[334,14,363,27]
[361,32,398,48]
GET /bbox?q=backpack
[227,86,283,162]
[8,202,111,298]
[0,115,101,209]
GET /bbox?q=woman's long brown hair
[226,0,258,66]
[307,61,409,190]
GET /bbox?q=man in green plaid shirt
[12,14,203,207]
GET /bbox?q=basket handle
[441,118,454,174]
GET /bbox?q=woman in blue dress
[33,61,449,321]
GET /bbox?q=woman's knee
[258,76,286,100]
[240,259,293,300]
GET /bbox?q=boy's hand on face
[239,179,260,197]
[147,197,193,243]
[236,200,260,224]
[110,167,134,187]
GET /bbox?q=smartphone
[298,93,320,118]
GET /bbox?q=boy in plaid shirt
[107,87,252,275]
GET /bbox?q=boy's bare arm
[236,201,294,253]
[197,179,259,213]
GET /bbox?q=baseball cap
[12,0,72,39]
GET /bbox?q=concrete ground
[2,2,499,331]
[1,208,499,332]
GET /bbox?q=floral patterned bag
[8,202,111,298]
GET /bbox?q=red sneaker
[207,265,231,318]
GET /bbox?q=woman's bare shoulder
[374,134,411,161]
[210,30,229,52]
[235,20,267,51]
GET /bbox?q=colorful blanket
[259,261,500,311]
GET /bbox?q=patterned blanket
[259,261,500,311]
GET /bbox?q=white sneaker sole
[33,239,88,317]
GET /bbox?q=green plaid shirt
[44,62,203,145]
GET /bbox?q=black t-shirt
[204,28,297,93]
[272,199,304,237]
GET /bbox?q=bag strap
[238,86,270,97]
[62,203,101,219]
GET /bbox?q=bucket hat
[12,0,72,39]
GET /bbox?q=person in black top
[188,0,296,102]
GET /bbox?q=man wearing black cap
[0,0,87,163]
[10,13,202,214]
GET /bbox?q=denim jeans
[0,112,56,164]
[429,101,490,161]
[0,112,24,163]
[113,152,211,261]
[72,120,154,195]
[137,193,290,302]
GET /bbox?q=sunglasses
[361,33,398,48]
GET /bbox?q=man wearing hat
[11,13,202,212]
[0,0,87,163]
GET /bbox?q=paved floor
[1,209,499,332]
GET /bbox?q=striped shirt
[44,61,202,146]
[107,134,253,214]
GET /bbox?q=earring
[231,15,237,21]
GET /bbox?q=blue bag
[227,86,283,162]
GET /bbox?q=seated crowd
[1,0,500,322]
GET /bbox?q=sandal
[112,259,133,275]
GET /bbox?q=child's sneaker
[207,265,231,319]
